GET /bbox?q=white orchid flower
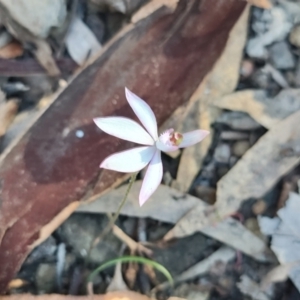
[94,88,210,206]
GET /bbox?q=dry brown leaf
[245,0,272,9]
[0,291,152,300]
[132,0,179,23]
[77,181,199,223]
[0,41,23,58]
[165,110,300,239]
[34,39,60,76]
[237,275,269,300]
[0,4,60,76]
[175,5,250,192]
[78,183,269,261]
[65,17,101,66]
[259,193,300,292]
[216,110,300,218]
[214,89,300,129]
[0,99,19,138]
[260,263,296,290]
[155,247,235,290]
[0,0,66,38]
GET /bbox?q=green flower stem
[86,172,138,262]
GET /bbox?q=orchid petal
[139,149,163,206]
[100,146,155,172]
[94,117,154,145]
[125,88,158,140]
[179,130,210,148]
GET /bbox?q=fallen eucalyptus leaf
[33,39,60,76]
[0,5,60,75]
[79,182,270,261]
[214,89,300,129]
[260,262,297,291]
[65,17,102,66]
[155,246,235,290]
[237,275,269,300]
[0,0,66,38]
[165,110,300,239]
[175,5,250,191]
[259,192,300,293]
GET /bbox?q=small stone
[246,7,293,59]
[216,112,261,130]
[57,214,122,265]
[174,283,210,300]
[153,233,210,278]
[249,132,260,146]
[162,171,173,186]
[252,199,267,215]
[220,131,249,140]
[251,68,271,89]
[193,185,216,205]
[213,143,231,164]
[240,59,255,79]
[122,218,136,236]
[36,263,56,293]
[25,236,56,265]
[217,166,229,178]
[148,224,173,241]
[290,24,300,48]
[269,41,295,70]
[232,141,250,157]
[218,276,234,291]
[201,161,216,179]
[209,260,227,277]
[229,156,238,168]
[244,218,266,241]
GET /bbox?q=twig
[112,225,153,257]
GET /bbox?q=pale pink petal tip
[139,150,163,206]
[179,129,210,148]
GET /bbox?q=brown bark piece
[0,0,246,292]
[0,291,152,300]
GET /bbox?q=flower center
[169,131,183,146]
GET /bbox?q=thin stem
[85,172,138,263]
